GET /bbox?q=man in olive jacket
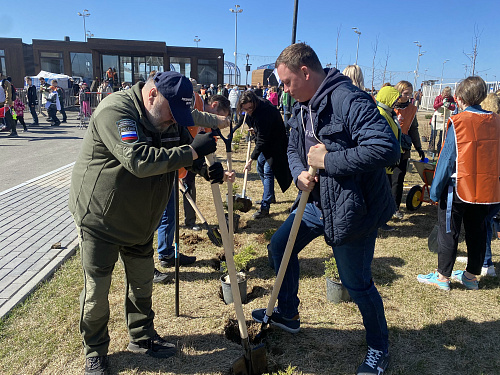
[69,72,225,375]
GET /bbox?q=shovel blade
[231,344,268,375]
[235,196,253,213]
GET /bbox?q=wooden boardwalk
[0,163,78,319]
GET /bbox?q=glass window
[146,56,164,76]
[119,56,132,84]
[133,56,146,82]
[102,55,119,81]
[70,52,92,81]
[0,49,5,76]
[170,57,191,78]
[40,51,64,73]
[198,59,218,86]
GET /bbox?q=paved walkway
[0,163,78,319]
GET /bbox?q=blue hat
[152,71,194,127]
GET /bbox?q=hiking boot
[252,208,269,219]
[393,211,404,220]
[417,271,450,291]
[85,355,109,375]
[153,268,170,284]
[7,133,19,137]
[160,253,196,267]
[127,333,176,358]
[251,307,300,334]
[451,270,479,290]
[481,265,497,277]
[356,347,390,374]
[379,224,394,232]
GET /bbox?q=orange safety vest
[394,104,418,135]
[449,110,500,204]
[178,92,211,179]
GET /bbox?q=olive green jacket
[69,82,204,246]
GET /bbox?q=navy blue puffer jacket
[287,68,400,246]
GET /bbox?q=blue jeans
[269,203,388,352]
[157,191,175,260]
[484,204,500,267]
[256,153,275,210]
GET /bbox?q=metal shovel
[206,153,268,375]
[179,181,222,247]
[259,166,317,334]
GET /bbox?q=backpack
[11,84,17,101]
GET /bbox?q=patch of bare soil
[246,286,269,303]
[180,232,204,245]
[224,318,263,345]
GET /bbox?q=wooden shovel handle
[205,154,249,341]
[264,166,317,319]
[179,182,207,224]
[241,137,252,197]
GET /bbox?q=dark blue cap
[153,71,194,127]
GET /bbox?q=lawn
[0,111,499,375]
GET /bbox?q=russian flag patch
[117,119,139,144]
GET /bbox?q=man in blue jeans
[251,43,399,375]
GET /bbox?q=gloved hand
[190,132,217,158]
[416,148,426,161]
[387,164,397,173]
[207,162,224,184]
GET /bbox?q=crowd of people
[1,42,499,375]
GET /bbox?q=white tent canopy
[30,71,72,89]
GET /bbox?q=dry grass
[1,111,499,374]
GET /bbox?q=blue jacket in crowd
[287,68,400,246]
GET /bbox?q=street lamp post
[245,53,251,86]
[352,27,361,65]
[86,30,94,39]
[413,41,425,90]
[77,9,91,42]
[194,36,200,48]
[440,59,449,91]
[229,5,243,85]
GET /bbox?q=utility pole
[229,5,243,85]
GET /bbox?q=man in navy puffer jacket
[251,44,400,375]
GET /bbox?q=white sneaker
[456,256,468,264]
[481,265,497,277]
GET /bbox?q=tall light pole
[86,30,94,39]
[245,53,251,86]
[352,27,361,65]
[229,5,243,85]
[441,59,449,83]
[77,9,91,42]
[194,36,200,48]
[413,41,425,90]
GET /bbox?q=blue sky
[3,0,499,88]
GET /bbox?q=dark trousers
[182,171,197,226]
[77,226,156,357]
[47,105,60,125]
[59,102,67,122]
[437,187,490,277]
[389,154,408,209]
[3,109,17,135]
[29,104,39,124]
[15,116,27,131]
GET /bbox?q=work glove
[204,162,224,184]
[416,148,426,161]
[191,132,217,158]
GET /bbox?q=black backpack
[11,84,17,101]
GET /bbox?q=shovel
[235,125,253,213]
[179,181,223,247]
[259,166,317,333]
[174,171,180,316]
[205,153,268,375]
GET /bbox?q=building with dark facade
[0,37,224,88]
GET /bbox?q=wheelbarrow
[405,159,438,211]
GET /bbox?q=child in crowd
[13,97,28,132]
[418,76,500,290]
